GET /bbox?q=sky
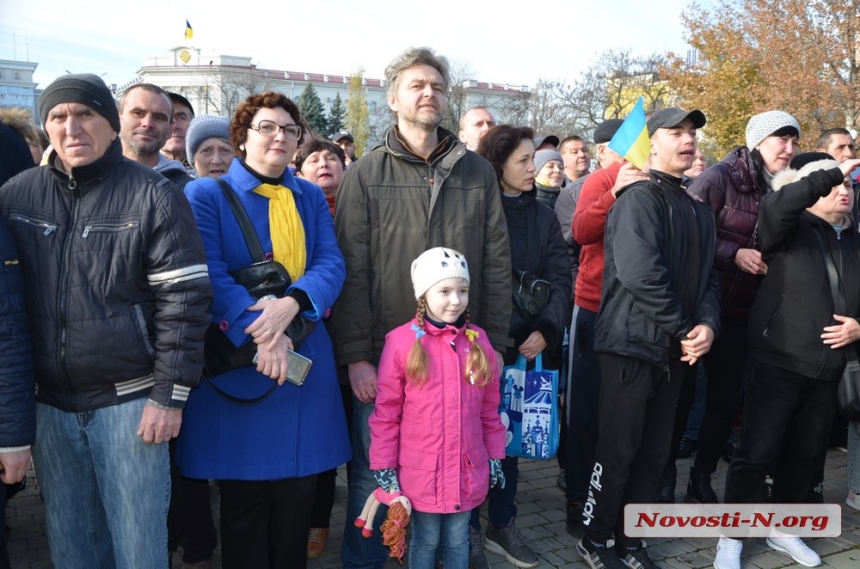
[2,0,706,91]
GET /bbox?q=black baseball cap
[646,107,706,136]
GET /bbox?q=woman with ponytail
[368,247,507,568]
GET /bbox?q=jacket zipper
[9,214,58,236]
[762,295,784,337]
[58,174,81,392]
[82,220,140,238]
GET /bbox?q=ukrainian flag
[185,20,193,40]
[608,97,650,170]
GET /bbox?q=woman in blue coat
[176,92,350,569]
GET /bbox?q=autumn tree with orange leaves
[665,0,860,157]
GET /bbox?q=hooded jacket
[369,319,506,514]
[0,140,213,411]
[594,171,721,367]
[686,147,766,320]
[746,166,860,380]
[332,127,512,365]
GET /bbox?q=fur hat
[772,152,839,191]
[745,111,800,150]
[186,115,231,160]
[39,74,119,133]
[411,247,470,299]
[534,150,564,176]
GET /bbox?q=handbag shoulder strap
[215,178,266,263]
[811,228,857,363]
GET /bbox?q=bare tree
[193,65,271,117]
[551,49,670,139]
[441,59,478,133]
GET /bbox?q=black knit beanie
[39,74,120,133]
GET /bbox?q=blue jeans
[32,398,170,569]
[342,396,389,569]
[410,511,471,569]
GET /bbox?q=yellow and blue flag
[607,97,650,170]
[185,20,193,40]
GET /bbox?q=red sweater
[572,161,621,312]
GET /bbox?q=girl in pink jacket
[368,247,507,568]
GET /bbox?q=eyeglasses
[248,120,303,141]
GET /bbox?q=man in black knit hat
[0,73,212,568]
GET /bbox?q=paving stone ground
[6,448,859,568]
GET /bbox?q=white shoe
[766,536,821,567]
[847,491,860,512]
[714,536,742,569]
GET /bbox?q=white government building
[117,45,531,142]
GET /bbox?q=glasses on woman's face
[248,120,302,141]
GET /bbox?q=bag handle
[515,353,543,371]
[216,178,266,263]
[811,228,858,364]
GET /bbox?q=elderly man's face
[45,102,116,171]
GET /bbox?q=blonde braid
[464,309,492,386]
[405,297,429,386]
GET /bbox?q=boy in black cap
[578,107,721,569]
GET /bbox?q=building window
[14,72,20,80]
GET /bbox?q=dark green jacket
[332,127,512,365]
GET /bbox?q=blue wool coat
[176,160,351,480]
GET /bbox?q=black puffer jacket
[687,147,766,319]
[595,171,721,367]
[746,167,860,380]
[0,215,34,447]
[502,191,572,368]
[0,140,213,412]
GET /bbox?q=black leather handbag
[512,269,553,319]
[202,179,315,386]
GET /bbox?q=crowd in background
[0,44,859,569]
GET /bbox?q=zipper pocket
[10,214,57,236]
[762,294,785,337]
[82,220,140,238]
[132,304,156,358]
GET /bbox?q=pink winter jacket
[369,318,507,514]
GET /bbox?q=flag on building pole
[185,20,193,40]
[607,97,650,170]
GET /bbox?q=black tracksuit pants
[583,353,688,544]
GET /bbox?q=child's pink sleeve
[369,332,407,471]
[479,332,507,459]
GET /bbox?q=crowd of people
[0,44,858,569]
